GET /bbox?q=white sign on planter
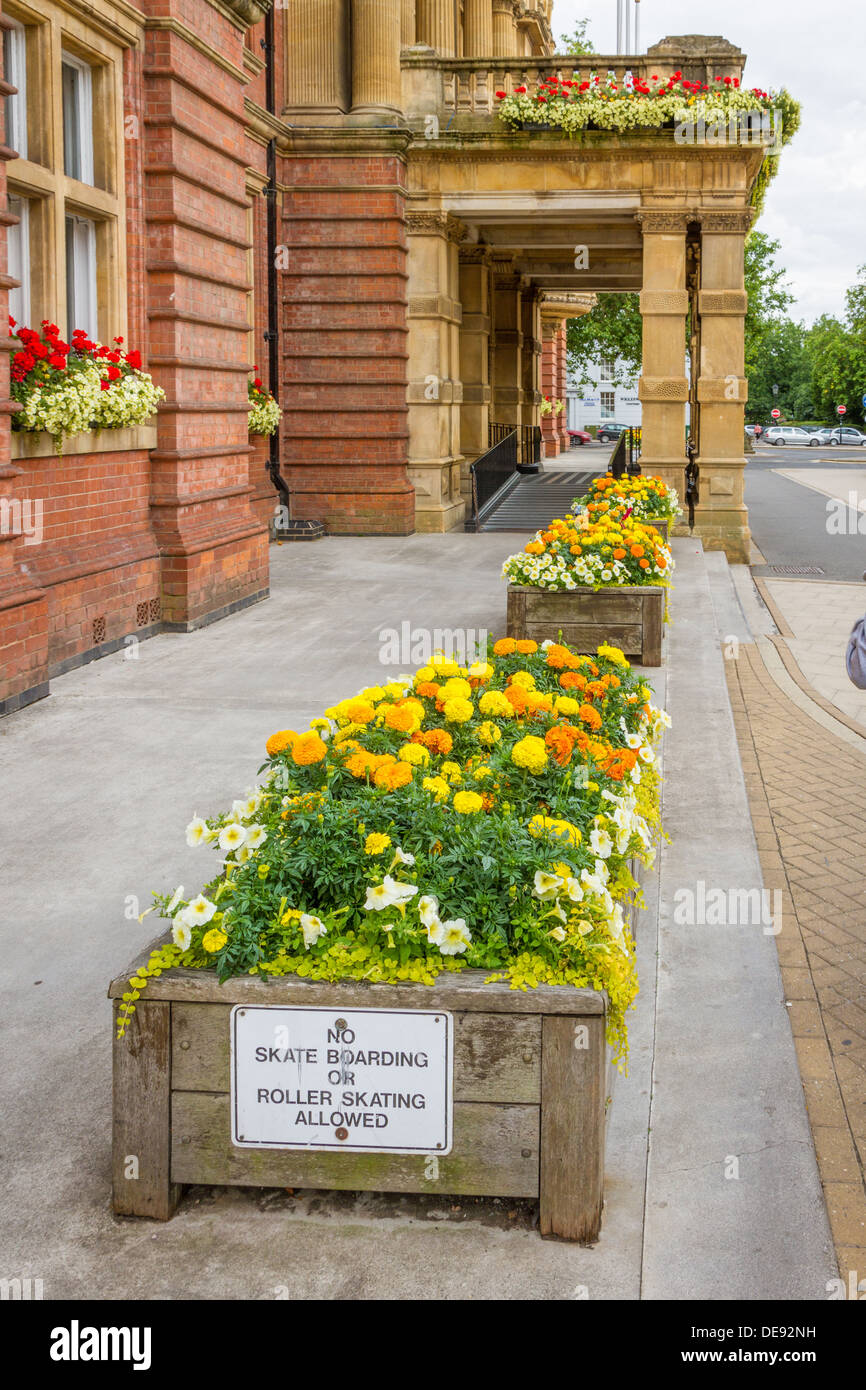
[230,1005,453,1154]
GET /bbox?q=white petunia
[166,885,184,915]
[183,893,217,926]
[589,826,613,859]
[418,894,440,928]
[425,915,446,946]
[185,816,208,847]
[393,847,415,867]
[639,745,655,764]
[300,913,327,948]
[564,876,584,903]
[219,822,247,853]
[438,918,471,956]
[171,917,192,950]
[533,870,564,899]
[365,875,419,912]
[245,825,268,850]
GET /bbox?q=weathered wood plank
[172,1004,542,1103]
[112,1000,181,1220]
[524,592,643,623]
[109,951,605,1014]
[640,590,664,666]
[171,1091,540,1198]
[539,1012,607,1241]
[506,585,526,639]
[524,622,644,654]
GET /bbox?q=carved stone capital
[638,376,690,403]
[405,212,467,243]
[636,209,691,235]
[698,209,754,233]
[639,290,689,316]
[698,289,749,316]
[221,0,272,26]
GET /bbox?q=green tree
[806,312,866,426]
[558,20,594,55]
[746,318,812,421]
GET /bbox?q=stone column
[694,208,752,562]
[351,0,402,116]
[492,0,520,56]
[416,0,456,54]
[401,0,416,46]
[458,245,492,500]
[637,209,690,509]
[406,212,466,532]
[556,325,570,449]
[540,318,561,457]
[464,0,494,56]
[490,261,523,429]
[521,284,541,457]
[285,0,349,115]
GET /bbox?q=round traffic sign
[771,408,781,419]
[837,404,847,415]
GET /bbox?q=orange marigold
[493,638,517,656]
[383,704,419,734]
[559,671,586,691]
[415,681,440,699]
[504,684,528,713]
[515,639,538,654]
[544,725,575,767]
[344,699,376,724]
[373,760,413,791]
[545,643,572,669]
[291,732,328,766]
[578,703,603,731]
[266,729,296,757]
[419,727,453,756]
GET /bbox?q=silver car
[764,426,822,447]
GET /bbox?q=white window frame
[65,213,97,340]
[600,390,616,419]
[4,19,27,160]
[61,51,94,186]
[7,193,31,327]
[599,359,615,384]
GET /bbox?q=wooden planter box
[507,584,664,666]
[109,952,612,1242]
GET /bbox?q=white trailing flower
[437,919,472,956]
[300,913,327,948]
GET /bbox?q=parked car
[745,424,760,437]
[824,425,866,446]
[568,428,592,446]
[764,426,823,447]
[596,422,628,443]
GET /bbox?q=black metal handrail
[519,423,542,470]
[608,427,642,480]
[467,428,520,531]
[488,421,513,449]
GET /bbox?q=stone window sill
[11,425,159,460]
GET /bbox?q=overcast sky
[552,0,864,324]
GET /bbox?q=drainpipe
[261,8,324,540]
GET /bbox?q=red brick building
[0,3,760,712]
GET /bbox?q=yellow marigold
[291,732,328,766]
[511,735,548,774]
[439,677,472,701]
[333,724,364,744]
[477,720,502,746]
[453,790,484,815]
[364,832,392,855]
[509,670,536,690]
[414,666,435,684]
[422,775,451,802]
[524,690,553,714]
[555,695,582,717]
[202,928,228,953]
[468,660,494,682]
[373,761,413,791]
[597,643,629,667]
[528,814,582,848]
[344,699,376,725]
[266,729,296,757]
[398,742,429,767]
[443,696,474,724]
[383,704,421,734]
[478,690,513,719]
[383,681,408,699]
[493,638,517,656]
[359,685,387,703]
[515,639,537,654]
[431,656,460,678]
[440,760,463,784]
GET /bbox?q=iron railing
[519,423,542,471]
[467,428,520,531]
[608,427,642,480]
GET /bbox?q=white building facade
[566,358,642,432]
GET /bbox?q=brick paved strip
[726,644,866,1273]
